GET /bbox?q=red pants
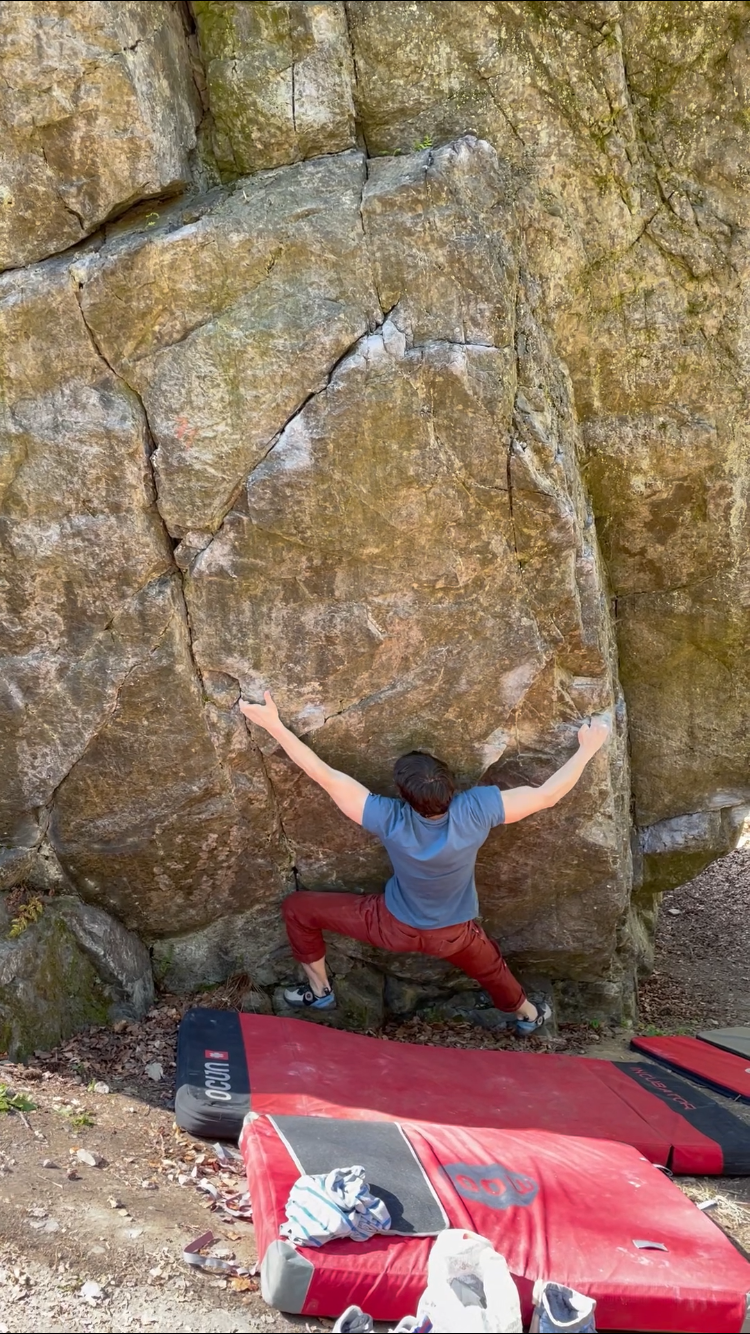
[282,891,526,1012]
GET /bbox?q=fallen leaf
[144,1062,163,1082]
[230,1276,258,1292]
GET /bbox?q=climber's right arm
[239,691,370,825]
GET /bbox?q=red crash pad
[631,1034,750,1103]
[175,1010,750,1175]
[243,1113,750,1330]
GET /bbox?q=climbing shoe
[515,1000,552,1036]
[530,1279,597,1331]
[283,982,337,1010]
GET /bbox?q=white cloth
[281,1164,391,1248]
[416,1229,522,1333]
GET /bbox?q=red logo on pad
[205,1049,229,1060]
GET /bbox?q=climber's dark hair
[393,750,457,817]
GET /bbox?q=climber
[239,692,612,1035]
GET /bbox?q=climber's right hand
[239,690,281,734]
[577,713,611,755]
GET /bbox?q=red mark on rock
[175,416,198,448]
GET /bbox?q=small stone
[66,1169,81,1181]
[144,1062,163,1082]
[80,1280,103,1303]
[140,1178,158,1190]
[667,908,681,915]
[93,1081,110,1094]
[41,1159,58,1169]
[76,1148,104,1168]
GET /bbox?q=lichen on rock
[0,896,153,1060]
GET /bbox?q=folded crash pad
[243,1112,750,1331]
[174,1010,750,1174]
[699,1027,750,1061]
[632,1034,750,1103]
[175,1008,251,1139]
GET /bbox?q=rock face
[192,0,356,175]
[0,1,200,270]
[2,2,749,1037]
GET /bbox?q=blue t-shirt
[361,786,505,930]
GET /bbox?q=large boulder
[0,895,153,1060]
[2,1,749,1031]
[1,133,631,1005]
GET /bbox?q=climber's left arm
[499,715,611,824]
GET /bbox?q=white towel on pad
[281,1164,391,1247]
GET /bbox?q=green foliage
[0,1085,37,1114]
[56,1104,95,1129]
[8,897,43,938]
[413,134,434,151]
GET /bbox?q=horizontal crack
[615,567,738,601]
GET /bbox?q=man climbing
[239,693,611,1035]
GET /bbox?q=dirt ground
[1,849,749,1332]
[640,847,750,1029]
